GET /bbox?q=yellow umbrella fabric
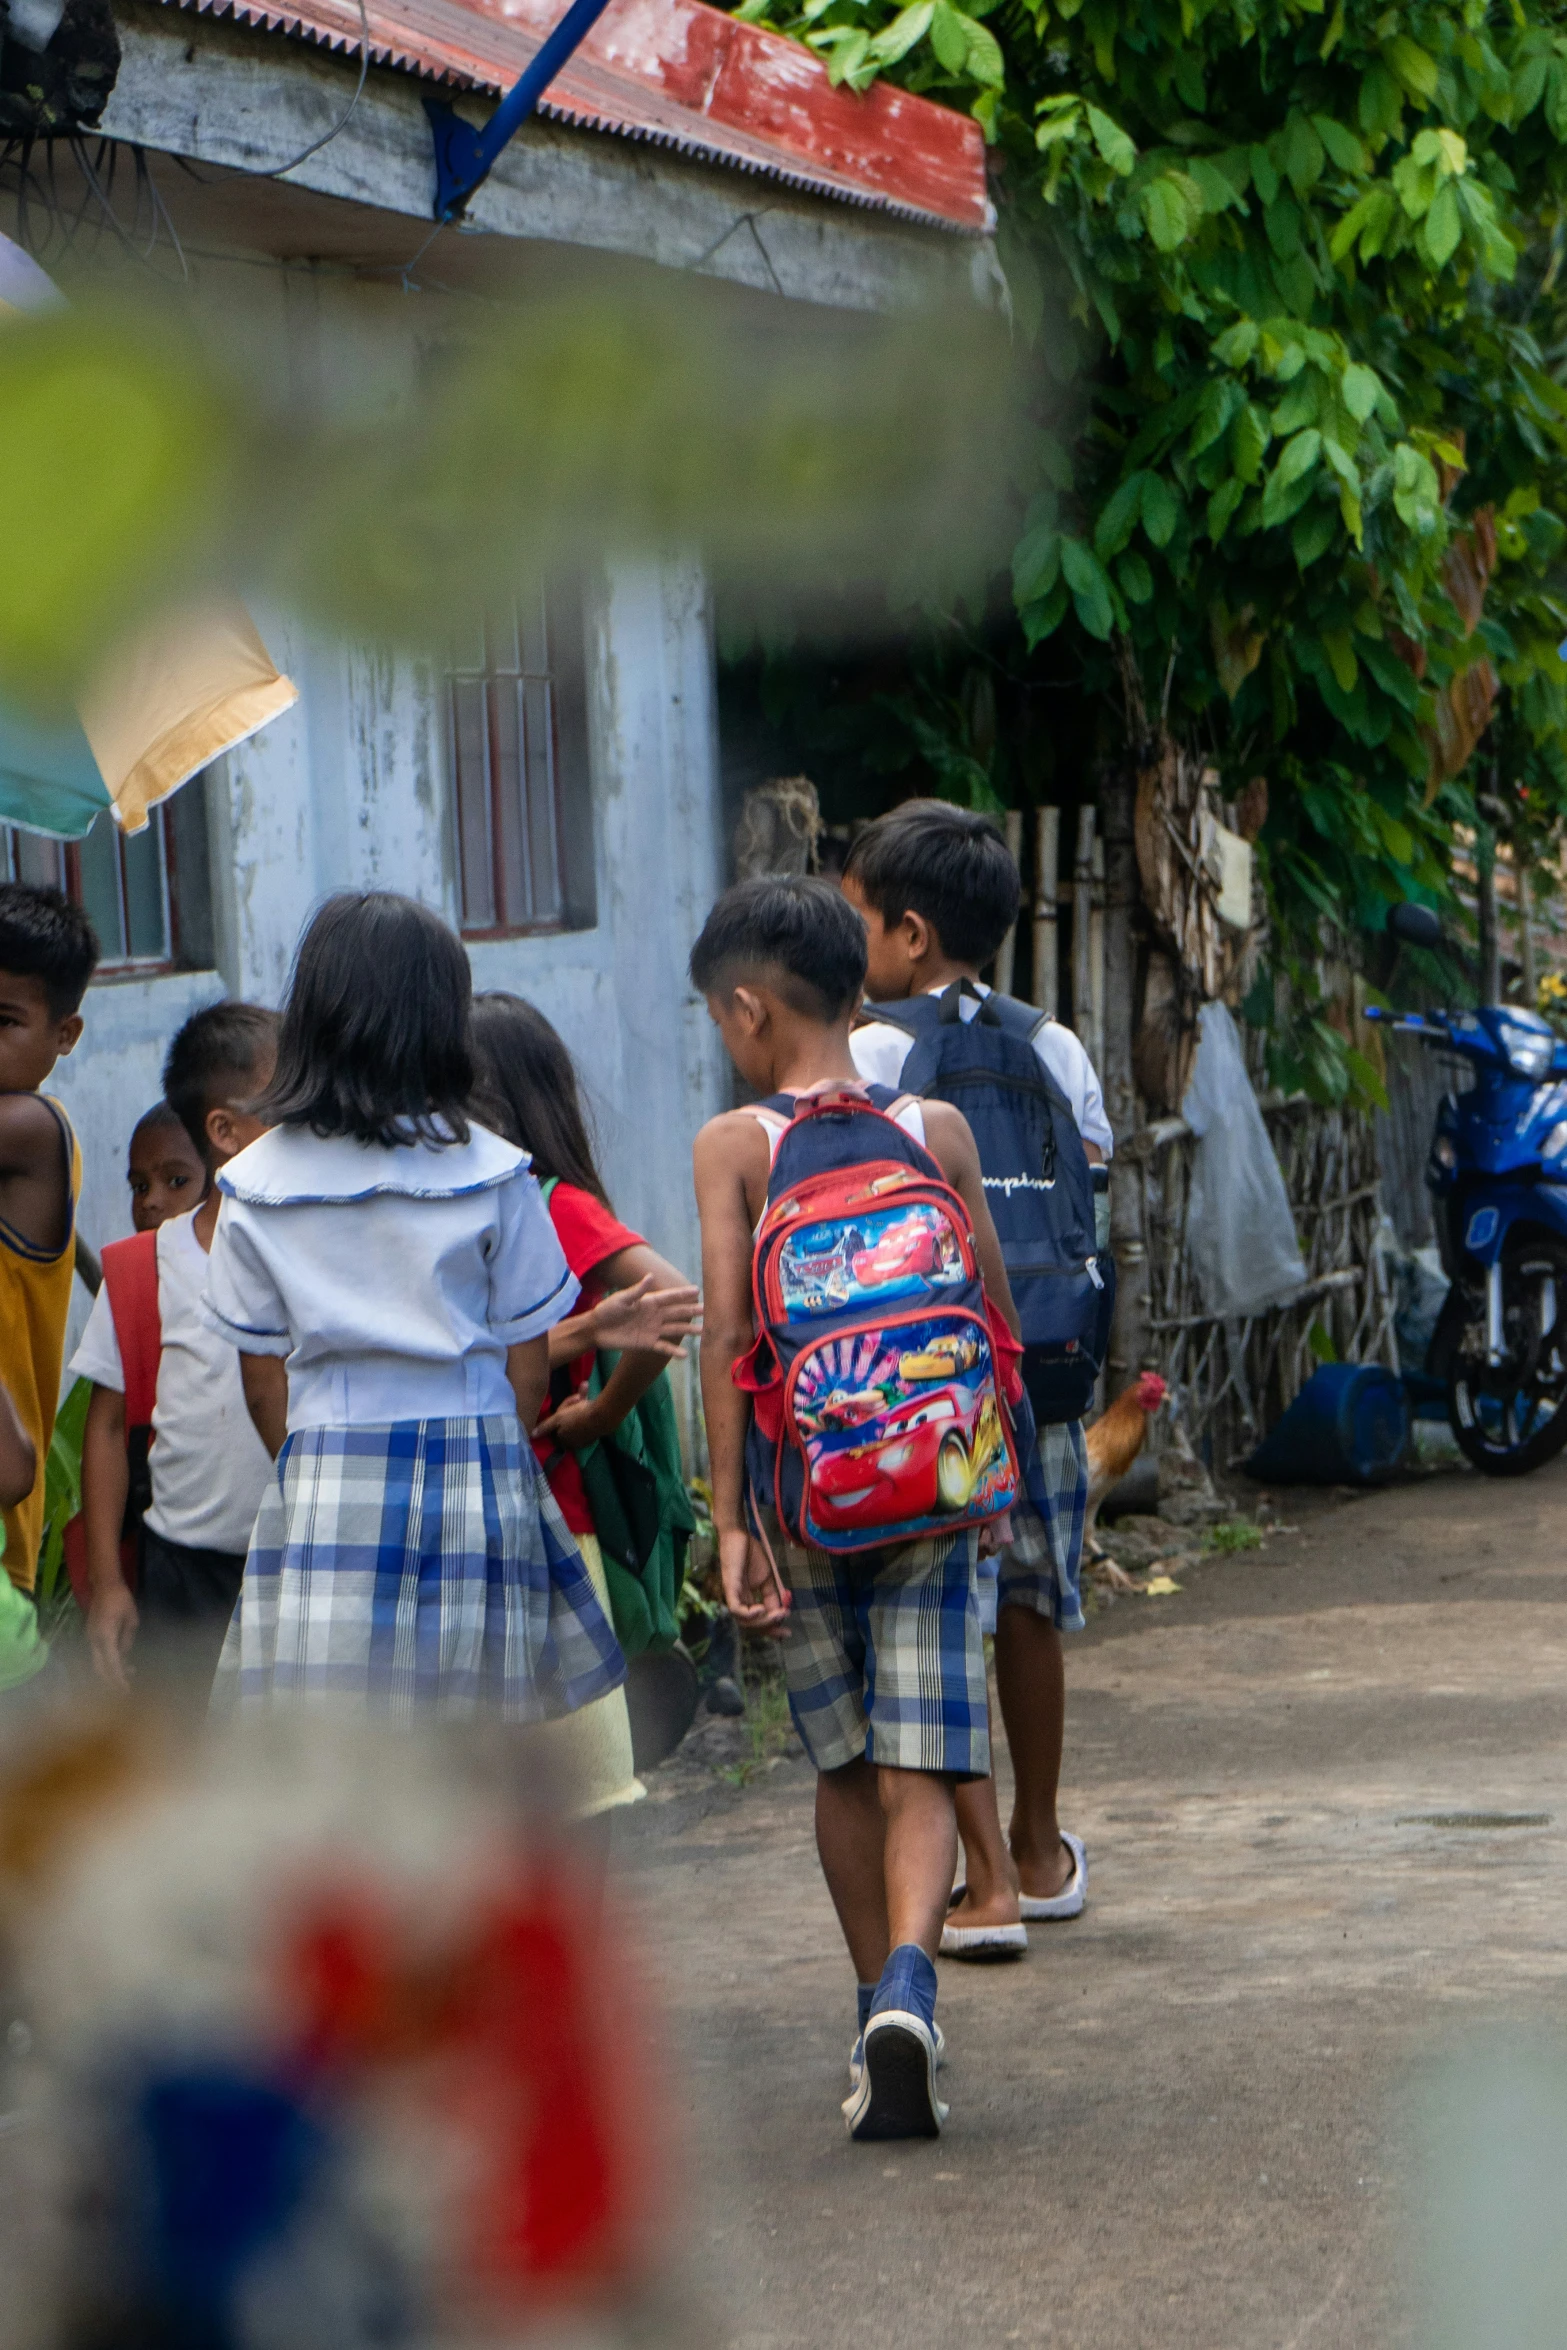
[76,600,299,835]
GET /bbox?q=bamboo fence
[1129,1095,1396,1468]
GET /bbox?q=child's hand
[719,1527,791,1634]
[593,1276,702,1359]
[977,1509,1014,1558]
[541,1392,607,1452]
[86,1583,139,1690]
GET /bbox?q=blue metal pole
[424,0,619,221]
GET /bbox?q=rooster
[1083,1371,1169,1590]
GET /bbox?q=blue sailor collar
[217,1121,529,1206]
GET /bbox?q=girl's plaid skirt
[213,1417,625,1722]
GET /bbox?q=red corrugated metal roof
[165,0,993,232]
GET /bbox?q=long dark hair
[470,992,610,1206]
[259,893,474,1148]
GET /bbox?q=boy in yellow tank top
[0,883,98,1595]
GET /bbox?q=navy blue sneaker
[849,2017,945,2090]
[843,1945,947,2139]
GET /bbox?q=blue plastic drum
[1244,1363,1411,1486]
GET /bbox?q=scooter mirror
[1387,902,1444,950]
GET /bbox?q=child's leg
[994,1418,1088,1902]
[948,1773,1022,1926]
[995,1605,1073,1899]
[815,1756,890,1982]
[877,1765,959,1956]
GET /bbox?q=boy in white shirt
[77,1002,279,1694]
[845,801,1107,1949]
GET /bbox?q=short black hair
[842,798,1021,968]
[163,1000,280,1162]
[0,881,99,1018]
[689,877,866,1022]
[471,993,611,1208]
[258,893,474,1149]
[130,1100,193,1148]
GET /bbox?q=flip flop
[1018,1831,1087,1922]
[938,1918,1028,1959]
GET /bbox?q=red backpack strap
[101,1231,162,1431]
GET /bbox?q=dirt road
[622,1454,1567,2349]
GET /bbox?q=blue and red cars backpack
[858,981,1115,1424]
[733,1084,1023,1556]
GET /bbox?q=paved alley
[624,1455,1567,2349]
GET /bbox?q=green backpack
[538,1182,695,1658]
[572,1356,696,1657]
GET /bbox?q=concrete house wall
[36,0,992,1398]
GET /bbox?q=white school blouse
[70,1209,274,1555]
[200,1123,579,1433]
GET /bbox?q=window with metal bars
[447,586,594,938]
[0,782,214,976]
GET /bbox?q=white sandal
[1017,1831,1087,1922]
[939,1917,1029,1958]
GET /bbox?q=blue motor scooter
[1367,901,1567,1474]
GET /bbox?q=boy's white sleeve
[200,1199,293,1356]
[489,1171,581,1343]
[1035,1026,1115,1157]
[68,1281,125,1393]
[848,1022,912,1088]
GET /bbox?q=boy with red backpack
[75,1002,279,1696]
[691,877,1025,2142]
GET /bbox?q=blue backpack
[734,1084,1024,1556]
[858,983,1115,1423]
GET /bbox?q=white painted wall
[59,551,728,1464]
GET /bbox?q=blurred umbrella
[0,229,296,839]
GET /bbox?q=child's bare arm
[544,1244,702,1452]
[239,1354,289,1458]
[82,1384,136,1689]
[74,1233,102,1296]
[505,1336,550,1434]
[0,1380,34,1509]
[0,1095,72,1257]
[694,1114,789,1630]
[694,1118,763,1535]
[921,1101,1022,1339]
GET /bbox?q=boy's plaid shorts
[771,1519,990,1778]
[999,1419,1089,1633]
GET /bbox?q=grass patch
[716,1662,796,1787]
[1206,1518,1264,1555]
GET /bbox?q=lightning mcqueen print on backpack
[860,981,1115,1424]
[733,1086,1023,1556]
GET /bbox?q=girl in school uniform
[201,893,624,1722]
[469,992,700,1808]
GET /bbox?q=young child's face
[840,878,919,1001]
[128,1120,207,1231]
[0,969,82,1096]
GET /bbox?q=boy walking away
[844,802,1112,1952]
[0,883,97,1600]
[75,1005,279,1698]
[692,877,1025,2140]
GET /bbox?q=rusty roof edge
[166,0,994,236]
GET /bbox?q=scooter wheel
[1447,1240,1567,1476]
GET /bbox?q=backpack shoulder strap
[101,1230,161,1432]
[986,991,1051,1044]
[855,993,944,1039]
